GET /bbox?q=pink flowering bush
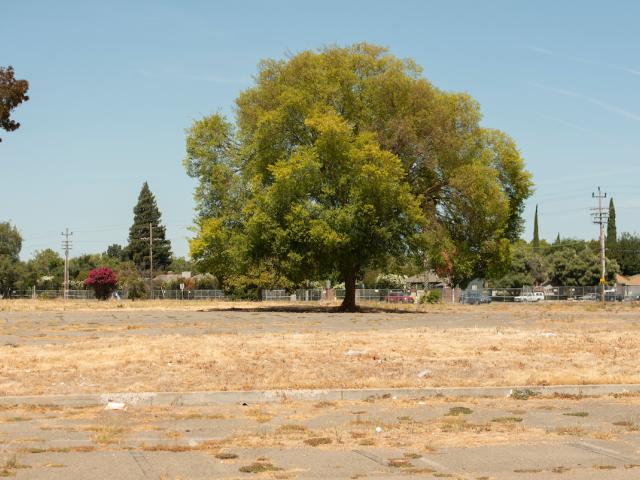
[84,267,118,300]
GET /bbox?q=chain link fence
[5,289,99,300]
[151,289,226,300]
[262,290,294,301]
[4,286,638,303]
[4,289,227,301]
[475,286,631,302]
[262,288,416,303]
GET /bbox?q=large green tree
[185,44,532,309]
[126,182,172,272]
[24,249,64,289]
[245,111,425,310]
[0,222,23,297]
[546,244,619,286]
[493,242,547,288]
[0,66,29,142]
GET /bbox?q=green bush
[420,290,441,304]
[375,273,407,289]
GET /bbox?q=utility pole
[592,187,608,304]
[142,223,154,299]
[61,228,73,300]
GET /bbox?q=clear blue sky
[2,0,639,260]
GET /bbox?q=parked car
[578,293,597,301]
[577,290,623,302]
[385,291,415,303]
[460,292,492,305]
[605,289,623,302]
[514,292,545,302]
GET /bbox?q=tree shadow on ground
[197,304,422,314]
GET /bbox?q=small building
[405,271,447,290]
[615,274,640,297]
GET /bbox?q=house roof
[616,273,640,286]
[406,271,445,284]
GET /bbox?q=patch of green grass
[0,455,30,477]
[563,412,588,417]
[491,416,523,423]
[613,420,639,431]
[215,452,238,460]
[404,452,422,459]
[303,437,332,447]
[388,458,413,468]
[239,461,282,473]
[88,424,127,445]
[19,448,46,454]
[445,407,472,416]
[510,389,540,400]
[553,426,586,436]
[5,417,31,422]
[276,424,308,434]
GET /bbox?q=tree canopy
[0,66,29,142]
[185,44,532,309]
[493,239,620,288]
[615,232,640,276]
[0,222,23,297]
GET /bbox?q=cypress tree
[127,182,172,272]
[607,198,617,253]
[555,233,561,245]
[532,205,540,249]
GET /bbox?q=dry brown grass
[2,303,640,395]
[3,297,638,313]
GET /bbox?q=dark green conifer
[532,205,540,249]
[127,182,172,271]
[606,198,617,253]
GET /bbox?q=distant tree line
[0,183,196,298]
[492,198,640,288]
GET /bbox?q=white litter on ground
[105,401,127,411]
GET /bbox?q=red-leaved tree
[84,267,118,300]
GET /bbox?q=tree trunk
[339,270,358,312]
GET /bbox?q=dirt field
[1,301,640,396]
